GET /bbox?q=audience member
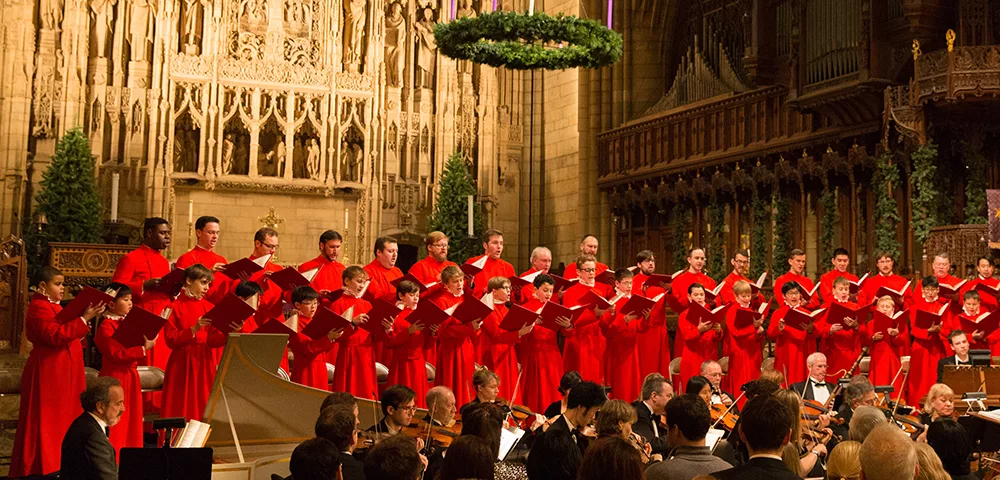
[859,424,918,480]
[913,442,949,480]
[315,405,365,480]
[825,440,861,480]
[545,371,584,418]
[290,437,344,480]
[578,437,644,480]
[526,429,582,480]
[60,377,122,480]
[646,394,731,480]
[848,406,887,443]
[926,418,975,480]
[703,394,799,479]
[363,435,424,480]
[438,436,495,480]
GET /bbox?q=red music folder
[551,275,579,293]
[270,267,315,292]
[873,281,912,305]
[112,306,171,348]
[914,303,949,330]
[938,279,967,299]
[302,307,353,340]
[362,300,404,339]
[461,256,488,277]
[826,302,871,328]
[686,302,729,327]
[445,294,494,325]
[641,270,685,291]
[870,309,908,338]
[151,268,186,295]
[508,271,542,290]
[499,304,541,331]
[595,270,616,286]
[798,283,823,303]
[702,283,728,303]
[958,310,1000,336]
[618,293,666,317]
[733,303,770,330]
[848,273,870,295]
[975,281,1000,298]
[55,287,117,323]
[390,273,438,293]
[407,301,450,328]
[579,289,625,310]
[205,294,257,334]
[784,308,826,331]
[252,319,296,336]
[748,271,769,295]
[220,255,270,280]
[537,301,585,331]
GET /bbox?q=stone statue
[40,0,64,30]
[343,0,367,67]
[128,0,153,61]
[239,0,266,25]
[414,7,437,87]
[349,143,363,181]
[181,0,204,54]
[340,140,351,180]
[306,138,320,180]
[91,0,118,58]
[273,139,286,176]
[456,0,474,18]
[385,2,405,87]
[221,133,235,174]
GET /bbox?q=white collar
[810,377,826,384]
[88,412,108,431]
[750,453,784,461]
[563,415,576,431]
[642,401,656,415]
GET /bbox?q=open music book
[171,419,212,448]
[499,426,526,461]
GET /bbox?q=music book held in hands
[641,270,685,290]
[407,301,450,328]
[826,302,871,328]
[270,267,315,292]
[55,286,118,323]
[508,270,542,289]
[873,281,912,305]
[550,275,579,293]
[871,309,908,338]
[171,420,212,448]
[733,303,770,330]
[301,307,353,340]
[848,273,870,295]
[390,273,438,293]
[444,293,494,325]
[938,279,968,298]
[914,303,949,330]
[220,254,270,280]
[205,294,257,334]
[252,318,296,336]
[537,301,585,331]
[362,300,403,339]
[748,271,769,295]
[784,308,826,331]
[595,270,617,286]
[112,307,172,348]
[798,282,823,302]
[461,255,489,277]
[618,293,666,317]
[686,302,729,326]
[579,289,625,310]
[958,310,1000,336]
[499,304,541,331]
[975,281,1000,298]
[702,283,728,302]
[151,268,186,294]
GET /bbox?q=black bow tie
[812,381,827,387]
[104,427,110,437]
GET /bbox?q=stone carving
[239,0,268,26]
[92,0,118,58]
[343,0,367,68]
[306,138,320,179]
[128,0,153,61]
[40,0,64,30]
[341,141,363,181]
[182,0,204,54]
[264,139,287,176]
[385,2,405,87]
[414,7,436,87]
[221,133,235,174]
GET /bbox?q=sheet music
[705,428,725,452]
[499,426,525,461]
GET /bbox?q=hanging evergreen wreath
[750,193,770,279]
[910,143,940,246]
[873,152,902,261]
[434,12,624,70]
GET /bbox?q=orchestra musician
[937,330,974,382]
[789,353,836,404]
[368,384,417,437]
[630,373,673,455]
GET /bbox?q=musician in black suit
[631,373,673,455]
[937,330,974,382]
[315,404,366,480]
[539,380,607,455]
[700,360,737,412]
[705,394,801,480]
[789,352,836,404]
[367,384,416,437]
[831,375,877,440]
[60,376,122,480]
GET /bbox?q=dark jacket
[60,413,117,480]
[340,451,365,480]
[630,400,670,454]
[937,355,974,383]
[789,379,836,402]
[711,456,800,480]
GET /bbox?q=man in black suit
[704,394,801,480]
[316,404,365,480]
[367,384,416,437]
[701,361,737,411]
[832,375,877,440]
[290,437,343,480]
[540,380,607,455]
[60,376,123,480]
[631,373,673,455]
[938,330,974,382]
[790,352,836,404]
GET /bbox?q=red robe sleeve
[27,304,90,347]
[111,254,147,302]
[289,329,336,360]
[481,310,521,345]
[95,320,146,363]
[164,308,198,349]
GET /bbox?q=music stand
[970,349,992,367]
[119,447,213,480]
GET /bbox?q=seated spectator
[848,406,888,443]
[646,394,731,480]
[438,436,494,480]
[825,440,861,480]
[578,437,644,480]
[526,428,581,480]
[914,442,948,480]
[290,437,343,480]
[701,394,799,480]
[315,405,364,480]
[859,424,917,480]
[363,435,424,480]
[926,418,976,480]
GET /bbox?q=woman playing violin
[595,399,661,465]
[914,383,955,442]
[773,389,830,477]
[460,368,501,416]
[686,375,714,406]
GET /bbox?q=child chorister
[289,286,342,390]
[868,295,909,396]
[385,280,430,407]
[561,255,611,383]
[767,281,816,385]
[909,276,950,406]
[479,276,533,404]
[819,276,865,381]
[95,283,156,454]
[600,269,651,403]
[676,283,721,388]
[724,280,764,402]
[432,265,482,406]
[520,274,570,413]
[330,266,375,398]
[10,267,103,478]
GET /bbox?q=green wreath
[433,11,623,70]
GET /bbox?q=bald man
[563,235,608,279]
[859,424,918,480]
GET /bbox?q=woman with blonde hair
[917,383,954,442]
[594,399,660,465]
[772,388,829,477]
[914,441,950,480]
[825,440,861,480]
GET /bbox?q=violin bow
[891,361,911,417]
[710,390,746,430]
[509,369,525,418]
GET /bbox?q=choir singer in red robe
[724,280,764,398]
[478,277,533,403]
[562,235,608,279]
[773,249,820,309]
[857,251,913,308]
[408,231,457,288]
[288,286,342,390]
[10,267,103,478]
[867,295,909,396]
[676,283,721,389]
[301,230,347,298]
[600,269,651,402]
[562,255,611,383]
[244,228,285,326]
[175,216,230,304]
[818,248,859,306]
[669,248,717,364]
[818,276,865,381]
[717,249,765,306]
[908,276,951,406]
[364,236,403,363]
[467,229,515,298]
[385,281,430,407]
[517,246,552,304]
[958,256,999,313]
[631,250,672,380]
[432,266,482,405]
[520,274,571,412]
[766,282,816,385]
[330,266,376,399]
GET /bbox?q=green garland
[434,12,624,70]
[707,203,726,282]
[773,192,792,272]
[820,187,838,266]
[671,203,691,272]
[910,143,941,246]
[873,152,902,261]
[963,140,988,224]
[750,192,769,279]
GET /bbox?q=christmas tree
[26,128,103,269]
[427,152,485,263]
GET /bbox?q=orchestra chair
[326,363,335,389]
[138,365,166,422]
[375,362,389,384]
[426,362,436,383]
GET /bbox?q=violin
[710,403,739,431]
[401,419,461,449]
[494,397,538,424]
[800,402,845,425]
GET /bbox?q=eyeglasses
[431,243,449,249]
[261,242,278,250]
[580,268,596,273]
[399,405,418,412]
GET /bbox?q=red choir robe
[9,294,90,478]
[161,293,226,421]
[866,309,910,396]
[247,254,286,324]
[959,275,1000,313]
[669,270,717,365]
[954,308,991,350]
[817,299,865,381]
[908,295,951,405]
[931,274,964,313]
[985,327,1000,359]
[773,272,821,309]
[175,246,230,305]
[676,302,721,389]
[330,295,376,399]
[561,282,612,383]
[858,272,914,308]
[724,303,764,404]
[111,243,172,370]
[95,314,146,454]
[717,271,766,307]
[819,270,859,306]
[563,261,608,280]
[467,255,516,298]
[600,297,651,402]
[519,298,565,413]
[631,273,671,379]
[301,255,346,296]
[517,267,543,305]
[385,308,429,408]
[431,291,478,405]
[766,305,817,386]
[479,302,522,403]
[408,255,454,363]
[289,314,338,390]
[364,260,403,363]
